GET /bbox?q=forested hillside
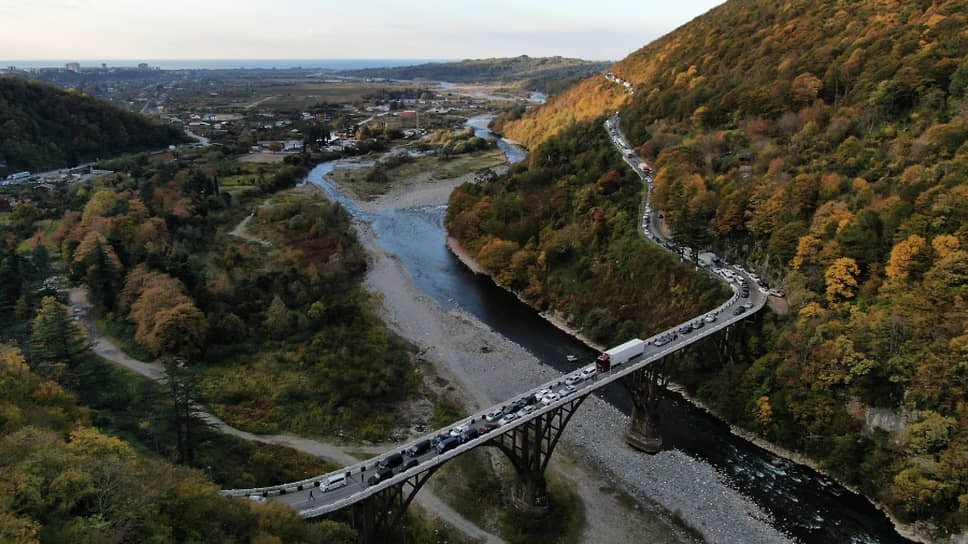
[461,0,968,539]
[0,144,424,539]
[447,122,730,345]
[0,77,185,173]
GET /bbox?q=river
[304,116,913,544]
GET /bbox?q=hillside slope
[339,55,613,95]
[0,76,185,173]
[456,0,968,540]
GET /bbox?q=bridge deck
[222,113,772,517]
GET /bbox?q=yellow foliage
[792,235,823,269]
[825,257,861,303]
[755,396,774,427]
[67,427,136,460]
[886,234,928,280]
[799,302,827,318]
[932,234,960,258]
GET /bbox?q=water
[303,136,912,544]
[464,115,527,164]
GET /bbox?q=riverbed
[301,117,912,544]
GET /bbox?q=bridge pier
[489,394,588,516]
[624,362,666,454]
[348,465,440,543]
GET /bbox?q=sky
[0,0,724,62]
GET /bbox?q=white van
[323,474,347,492]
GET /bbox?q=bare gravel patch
[338,169,793,544]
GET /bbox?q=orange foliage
[825,257,861,303]
[886,235,928,280]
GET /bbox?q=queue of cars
[349,381,589,490]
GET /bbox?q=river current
[305,116,912,544]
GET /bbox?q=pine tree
[30,296,90,365]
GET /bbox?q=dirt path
[68,285,501,544]
[228,199,272,247]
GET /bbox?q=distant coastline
[0,58,459,71]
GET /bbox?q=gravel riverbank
[324,169,793,544]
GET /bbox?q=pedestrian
[309,489,315,502]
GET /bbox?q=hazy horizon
[2,1,724,62]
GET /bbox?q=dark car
[406,440,431,457]
[436,436,459,454]
[367,467,394,486]
[733,306,746,315]
[402,458,419,470]
[431,433,449,447]
[378,452,403,470]
[459,427,480,443]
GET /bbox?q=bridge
[222,113,774,541]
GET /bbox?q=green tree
[29,296,90,367]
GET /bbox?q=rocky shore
[323,168,793,544]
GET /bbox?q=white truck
[595,338,646,372]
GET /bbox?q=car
[378,453,403,470]
[497,413,518,425]
[733,306,746,315]
[743,301,754,309]
[769,288,785,297]
[679,325,692,335]
[580,366,597,379]
[510,398,529,412]
[484,408,505,422]
[402,458,420,470]
[558,385,577,396]
[517,405,537,417]
[536,388,552,399]
[406,440,432,457]
[248,494,267,502]
[459,427,480,443]
[449,424,469,437]
[704,314,717,323]
[435,437,459,454]
[478,422,499,434]
[565,373,583,386]
[323,474,348,492]
[431,433,450,447]
[692,321,704,330]
[367,467,394,486]
[654,337,669,347]
[541,392,560,405]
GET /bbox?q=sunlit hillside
[458,0,968,539]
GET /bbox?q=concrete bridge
[222,113,774,541]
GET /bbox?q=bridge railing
[222,113,768,511]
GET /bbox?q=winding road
[221,114,772,525]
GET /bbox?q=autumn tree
[127,269,208,358]
[886,234,930,281]
[824,257,861,304]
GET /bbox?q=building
[65,62,80,73]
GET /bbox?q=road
[223,140,770,516]
[66,286,503,544]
